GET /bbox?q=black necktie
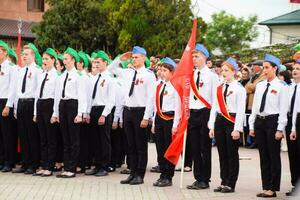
[290,84,297,116]
[160,83,166,109]
[223,84,229,104]
[39,73,48,98]
[62,72,69,98]
[194,71,200,100]
[21,67,28,93]
[0,64,2,72]
[128,70,137,97]
[92,74,101,99]
[259,83,270,113]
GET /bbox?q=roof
[259,9,300,25]
[0,18,37,39]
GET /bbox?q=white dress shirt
[208,80,246,132]
[189,66,219,109]
[249,77,289,131]
[87,70,116,117]
[34,67,59,116]
[0,59,18,107]
[108,59,156,120]
[153,81,181,128]
[53,67,87,117]
[15,62,42,112]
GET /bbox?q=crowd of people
[0,39,300,198]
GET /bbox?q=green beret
[78,51,89,68]
[96,51,112,64]
[145,57,150,68]
[85,53,91,61]
[64,47,80,63]
[44,48,58,60]
[294,43,300,53]
[8,48,17,62]
[57,54,64,61]
[91,52,97,59]
[0,40,9,52]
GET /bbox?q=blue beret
[296,58,300,64]
[194,43,209,58]
[132,46,147,56]
[279,64,286,72]
[162,57,176,69]
[264,54,281,67]
[224,57,239,71]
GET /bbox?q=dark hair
[8,55,17,64]
[161,63,175,72]
[279,70,292,85]
[56,59,66,73]
[44,52,56,60]
[241,67,250,74]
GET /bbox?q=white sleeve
[234,87,246,132]
[208,89,218,130]
[52,76,61,118]
[173,89,181,128]
[77,75,87,116]
[277,85,289,131]
[102,78,116,117]
[249,85,260,130]
[143,73,156,120]
[6,66,18,108]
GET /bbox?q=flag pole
[16,17,22,66]
[180,128,188,188]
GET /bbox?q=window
[27,0,44,12]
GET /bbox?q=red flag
[290,0,300,3]
[16,25,22,66]
[164,19,197,165]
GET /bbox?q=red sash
[191,77,212,109]
[216,84,235,123]
[155,83,174,121]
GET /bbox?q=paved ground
[0,144,298,200]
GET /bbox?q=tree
[206,11,258,55]
[33,0,207,57]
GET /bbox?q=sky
[192,0,300,48]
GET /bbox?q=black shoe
[95,169,108,177]
[221,186,234,193]
[156,179,172,187]
[53,166,63,172]
[115,164,121,168]
[24,168,35,175]
[1,166,12,172]
[85,168,98,175]
[56,172,66,178]
[62,173,76,178]
[213,185,224,192]
[187,181,209,190]
[150,166,161,173]
[153,178,162,186]
[286,187,295,196]
[107,167,115,172]
[41,171,53,177]
[12,167,26,173]
[256,191,276,198]
[129,176,144,185]
[120,175,135,184]
[76,168,85,174]
[120,169,131,174]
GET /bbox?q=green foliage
[33,0,206,58]
[206,11,258,55]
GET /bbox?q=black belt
[0,98,7,102]
[60,99,77,102]
[37,98,54,102]
[162,111,174,117]
[190,108,208,113]
[124,106,145,111]
[217,112,236,117]
[257,114,279,120]
[92,105,105,109]
[18,98,34,102]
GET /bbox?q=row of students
[1,40,300,197]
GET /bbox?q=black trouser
[59,99,80,173]
[215,114,239,189]
[155,113,175,180]
[188,108,211,183]
[120,126,130,168]
[0,99,17,167]
[295,113,300,186]
[78,123,92,169]
[123,107,147,178]
[90,106,112,170]
[55,123,64,163]
[255,114,281,191]
[286,115,300,186]
[36,99,56,171]
[17,98,40,169]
